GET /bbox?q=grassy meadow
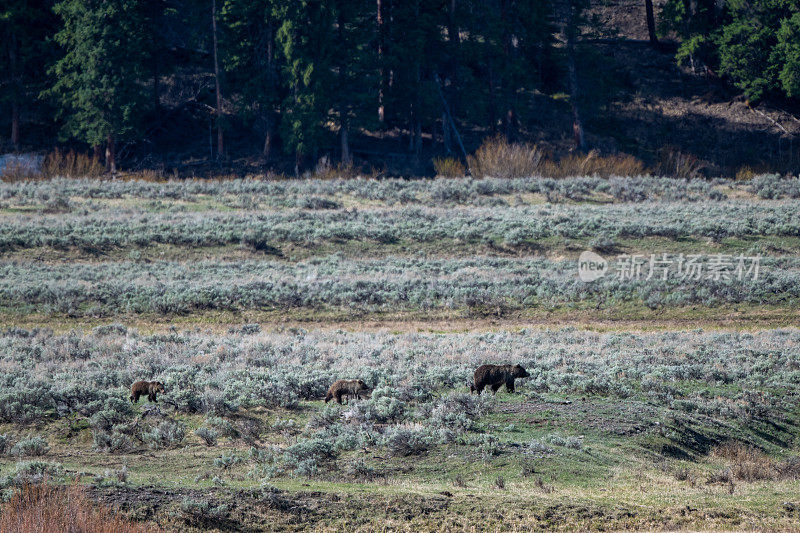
[0,175,799,531]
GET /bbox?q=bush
[8,461,63,485]
[656,147,705,179]
[141,420,185,450]
[385,426,431,457]
[41,149,105,179]
[195,427,218,447]
[543,150,647,178]
[0,434,10,455]
[468,136,546,179]
[10,436,50,457]
[433,157,466,178]
[93,430,134,453]
[282,438,335,477]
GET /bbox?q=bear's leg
[335,392,343,404]
[475,384,485,395]
[130,393,136,403]
[506,379,515,393]
[491,383,502,394]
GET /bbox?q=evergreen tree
[1,0,57,149]
[221,0,285,160]
[48,0,148,172]
[276,0,337,170]
[661,0,800,102]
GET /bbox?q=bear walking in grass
[470,364,530,395]
[325,379,370,404]
[130,380,166,403]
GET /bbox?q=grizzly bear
[130,380,166,403]
[325,379,370,404]
[470,364,530,395]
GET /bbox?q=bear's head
[512,365,530,378]
[152,381,166,393]
[355,379,370,393]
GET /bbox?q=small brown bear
[324,379,370,404]
[130,380,166,403]
[470,364,530,395]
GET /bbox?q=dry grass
[0,482,159,533]
[432,157,466,178]
[711,442,800,482]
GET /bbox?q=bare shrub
[542,150,647,178]
[0,482,158,533]
[433,157,466,178]
[656,147,706,179]
[468,136,546,179]
[312,157,360,180]
[41,149,104,179]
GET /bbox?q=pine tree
[221,0,285,160]
[49,0,148,172]
[276,0,336,171]
[1,0,57,149]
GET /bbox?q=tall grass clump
[0,482,158,533]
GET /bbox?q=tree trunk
[153,54,161,112]
[442,111,452,153]
[262,22,275,161]
[645,0,659,48]
[341,123,351,165]
[150,1,161,113]
[337,9,351,166]
[8,30,20,149]
[565,0,586,151]
[263,130,272,160]
[211,0,224,159]
[377,0,385,123]
[106,134,116,174]
[11,102,20,150]
[446,0,459,132]
[487,59,497,135]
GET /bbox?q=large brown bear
[130,380,166,403]
[325,379,370,404]
[470,364,530,395]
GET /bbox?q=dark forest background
[3,0,800,177]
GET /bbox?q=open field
[1,176,799,531]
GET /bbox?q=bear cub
[470,364,530,395]
[325,379,370,404]
[130,380,166,403]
